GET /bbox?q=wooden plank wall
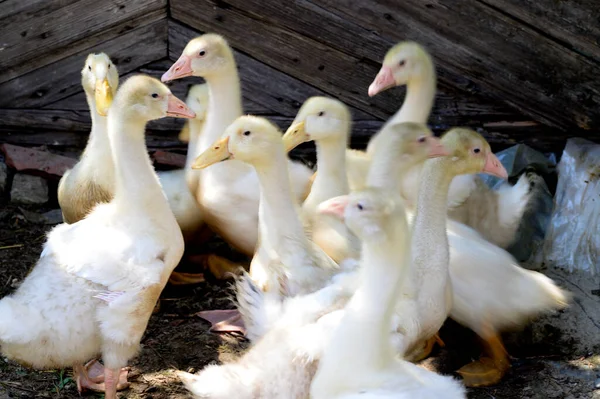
[1,0,599,157]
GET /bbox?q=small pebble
[595,376,600,388]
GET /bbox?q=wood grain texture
[0,0,166,84]
[168,21,374,120]
[479,0,600,63]
[0,20,168,108]
[170,0,395,120]
[315,0,600,131]
[168,18,542,132]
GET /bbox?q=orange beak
[483,152,508,179]
[162,54,194,82]
[167,95,196,119]
[368,65,395,97]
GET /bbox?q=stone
[10,174,48,205]
[0,161,7,195]
[42,209,64,225]
[152,150,186,168]
[1,143,76,179]
[18,207,47,224]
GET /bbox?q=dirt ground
[1,203,598,399]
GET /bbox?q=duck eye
[318,111,325,117]
[399,60,406,67]
[473,148,481,154]
[108,64,111,69]
[199,50,206,57]
[417,136,426,143]
[88,65,92,71]
[243,131,251,136]
[151,93,159,99]
[357,203,364,211]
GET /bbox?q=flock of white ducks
[0,33,571,399]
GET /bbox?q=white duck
[174,124,452,398]
[158,83,208,240]
[282,96,361,263]
[58,53,118,223]
[311,189,466,399]
[0,75,193,399]
[238,122,448,342]
[368,42,532,249]
[162,34,313,258]
[192,116,338,295]
[157,84,240,284]
[374,128,570,386]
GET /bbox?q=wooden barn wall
[1,0,600,157]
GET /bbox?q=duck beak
[192,136,232,169]
[178,123,191,142]
[317,195,349,219]
[483,152,508,179]
[368,65,395,97]
[428,137,450,158]
[282,121,309,152]
[95,78,113,116]
[167,95,196,118]
[162,54,193,82]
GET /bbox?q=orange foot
[406,333,445,362]
[73,359,130,393]
[168,254,243,285]
[457,331,510,387]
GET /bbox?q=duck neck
[411,157,452,277]
[303,138,349,212]
[185,119,204,169]
[387,70,436,127]
[108,112,169,214]
[366,69,436,156]
[254,150,310,256]
[197,67,242,155]
[80,90,113,172]
[367,152,415,193]
[325,221,411,374]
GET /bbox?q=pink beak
[428,137,450,158]
[167,95,196,119]
[368,65,395,97]
[162,54,193,82]
[483,152,508,179]
[317,195,349,219]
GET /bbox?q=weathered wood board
[0,0,167,84]
[1,0,599,156]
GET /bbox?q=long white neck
[411,157,452,286]
[80,90,113,180]
[303,138,349,214]
[108,112,170,215]
[254,149,312,261]
[386,72,436,127]
[367,68,436,156]
[197,67,242,155]
[318,214,411,378]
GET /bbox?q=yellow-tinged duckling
[162,34,313,258]
[282,96,361,263]
[311,190,466,399]
[0,75,193,399]
[58,53,118,223]
[177,83,209,143]
[158,84,241,284]
[192,116,338,295]
[370,42,532,249]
